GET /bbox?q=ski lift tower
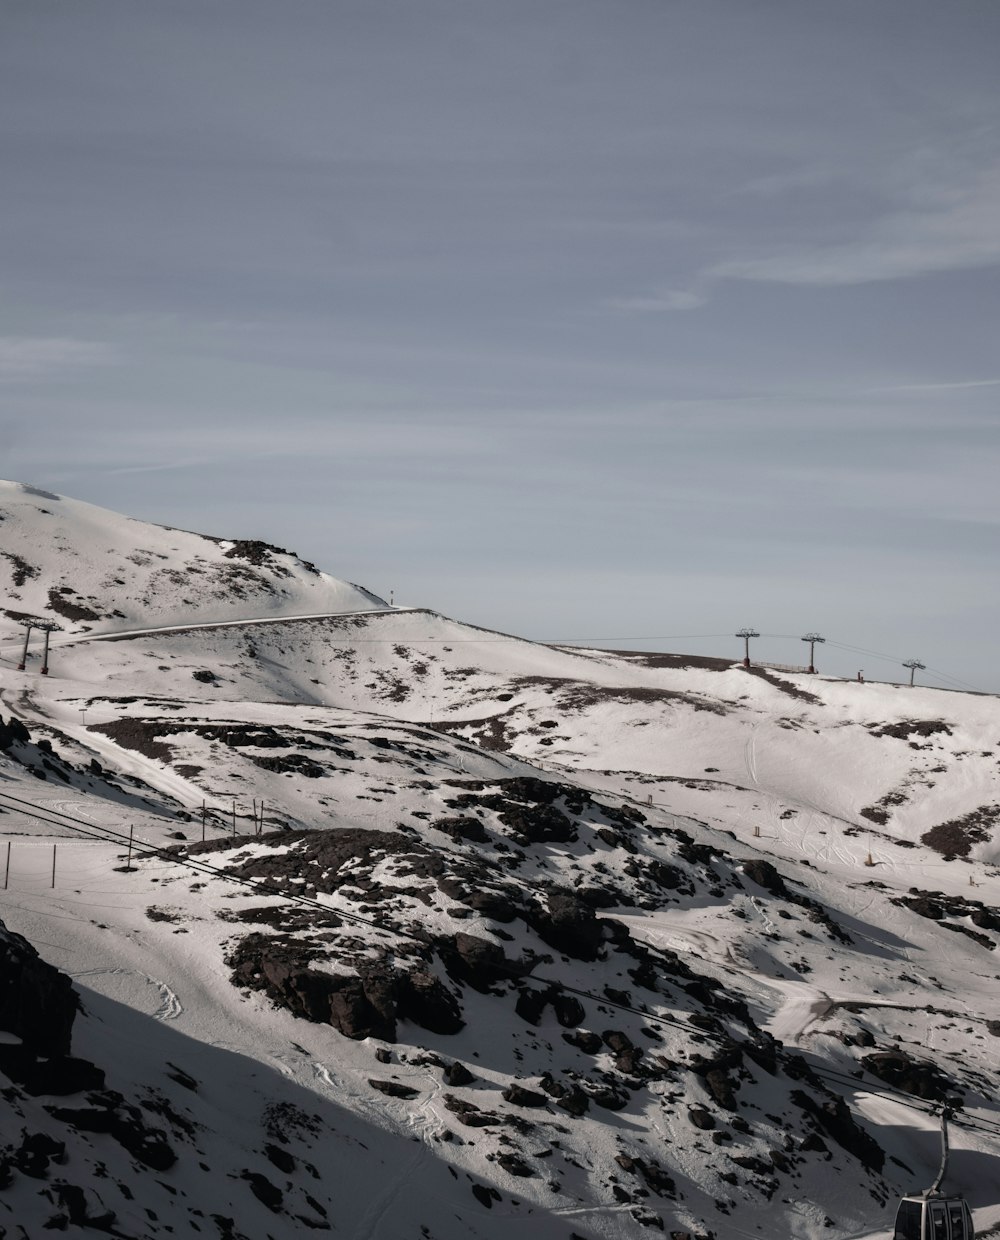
[35,619,61,675]
[903,658,926,687]
[736,627,759,669]
[15,617,34,671]
[800,632,825,674]
[13,614,60,673]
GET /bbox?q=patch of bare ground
[91,719,175,763]
[589,649,735,672]
[859,789,909,826]
[741,665,822,705]
[1,551,38,587]
[46,586,101,622]
[869,719,953,740]
[432,714,512,752]
[921,805,1000,859]
[510,676,727,715]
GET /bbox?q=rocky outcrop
[227,934,463,1041]
[0,919,78,1057]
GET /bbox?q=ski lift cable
[4,787,1000,1141]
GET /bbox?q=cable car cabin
[894,1196,974,1240]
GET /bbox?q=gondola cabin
[894,1196,974,1240]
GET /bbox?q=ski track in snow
[71,967,182,1020]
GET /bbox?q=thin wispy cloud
[0,336,118,377]
[712,163,1000,288]
[870,377,1000,393]
[1,1,998,687]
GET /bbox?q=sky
[1,0,998,692]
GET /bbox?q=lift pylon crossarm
[735,627,759,668]
[800,632,826,673]
[902,658,926,687]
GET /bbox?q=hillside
[2,483,1000,1240]
[0,479,386,638]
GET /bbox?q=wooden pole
[232,800,236,837]
[4,841,9,889]
[51,844,56,889]
[126,825,134,870]
[201,800,206,843]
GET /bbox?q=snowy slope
[3,484,1000,1240]
[0,479,386,639]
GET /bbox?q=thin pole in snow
[126,825,134,871]
[232,800,236,837]
[4,841,10,889]
[201,800,206,843]
[51,844,56,888]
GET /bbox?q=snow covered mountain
[2,482,999,1240]
[0,479,386,638]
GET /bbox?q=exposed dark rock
[502,1084,548,1108]
[47,1091,176,1170]
[587,1083,629,1110]
[395,967,464,1035]
[555,1085,589,1116]
[12,1131,66,1178]
[790,1089,884,1172]
[563,1029,603,1054]
[444,1095,502,1128]
[53,1182,115,1230]
[0,1050,105,1097]
[552,991,586,1028]
[870,719,952,740]
[515,986,550,1026]
[0,714,30,750]
[444,1061,476,1086]
[497,1152,535,1177]
[241,1169,284,1212]
[861,1051,960,1103]
[227,934,464,1041]
[439,932,514,993]
[526,890,605,961]
[265,1143,297,1173]
[741,860,788,898]
[0,921,79,1057]
[432,816,489,843]
[368,1078,420,1099]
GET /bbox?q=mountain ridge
[2,483,999,1240]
